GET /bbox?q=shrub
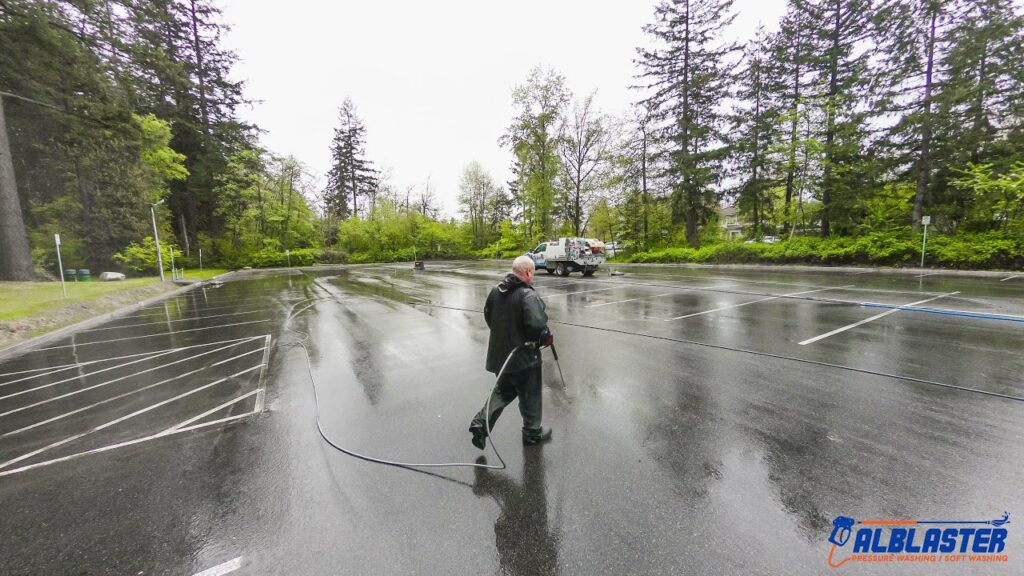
[114,237,183,274]
[622,231,1024,269]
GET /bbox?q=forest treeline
[1,0,1022,280]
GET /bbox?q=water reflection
[473,450,559,576]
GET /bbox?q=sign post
[169,246,176,280]
[199,248,203,271]
[285,249,290,268]
[55,233,67,298]
[920,215,931,268]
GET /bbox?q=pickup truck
[526,237,606,277]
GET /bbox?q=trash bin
[78,268,91,282]
[64,269,77,282]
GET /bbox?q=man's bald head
[512,255,536,283]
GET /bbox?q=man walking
[469,255,553,449]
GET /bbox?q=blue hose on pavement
[861,303,1024,323]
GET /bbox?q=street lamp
[151,199,165,282]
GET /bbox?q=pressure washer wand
[550,343,567,389]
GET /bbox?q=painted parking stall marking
[799,292,959,345]
[664,286,849,321]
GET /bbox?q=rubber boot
[522,427,552,446]
[470,426,487,450]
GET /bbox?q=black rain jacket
[484,274,549,374]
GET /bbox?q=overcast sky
[219,0,788,219]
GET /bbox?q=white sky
[219,0,788,219]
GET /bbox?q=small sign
[54,233,61,246]
[922,216,931,225]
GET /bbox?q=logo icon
[827,512,1010,568]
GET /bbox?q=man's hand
[538,328,553,349]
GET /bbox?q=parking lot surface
[0,262,1021,575]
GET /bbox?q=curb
[601,261,1021,279]
[0,271,238,364]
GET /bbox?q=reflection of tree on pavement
[474,450,559,576]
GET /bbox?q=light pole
[151,199,165,282]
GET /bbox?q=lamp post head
[153,198,165,207]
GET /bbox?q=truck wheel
[545,267,554,275]
[583,268,595,277]
[556,262,568,277]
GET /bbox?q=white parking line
[0,337,261,382]
[664,286,846,321]
[586,292,674,308]
[193,557,243,576]
[540,287,618,299]
[0,347,183,400]
[0,337,263,417]
[31,320,271,351]
[81,309,276,333]
[798,291,959,346]
[916,272,940,278]
[0,407,257,478]
[0,365,261,471]
[129,299,279,319]
[1,347,266,437]
[1000,275,1019,282]
[164,389,259,433]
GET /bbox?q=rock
[99,272,126,281]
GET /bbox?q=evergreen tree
[123,0,252,253]
[636,0,739,247]
[771,1,815,232]
[325,97,377,221]
[932,0,1024,228]
[804,0,877,236]
[874,0,956,231]
[730,27,782,237]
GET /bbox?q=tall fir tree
[932,0,1024,227]
[325,97,377,221]
[730,27,782,237]
[636,0,739,247]
[874,0,957,231]
[804,0,878,236]
[771,1,815,232]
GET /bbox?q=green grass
[0,277,166,322]
[177,267,231,281]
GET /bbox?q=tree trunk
[912,9,937,233]
[970,42,988,165]
[821,0,841,238]
[682,0,698,247]
[0,96,35,280]
[188,0,211,134]
[783,15,802,234]
[640,119,649,249]
[180,212,191,257]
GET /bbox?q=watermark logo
[827,512,1010,568]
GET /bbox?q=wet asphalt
[0,262,1021,575]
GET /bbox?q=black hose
[283,298,511,470]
